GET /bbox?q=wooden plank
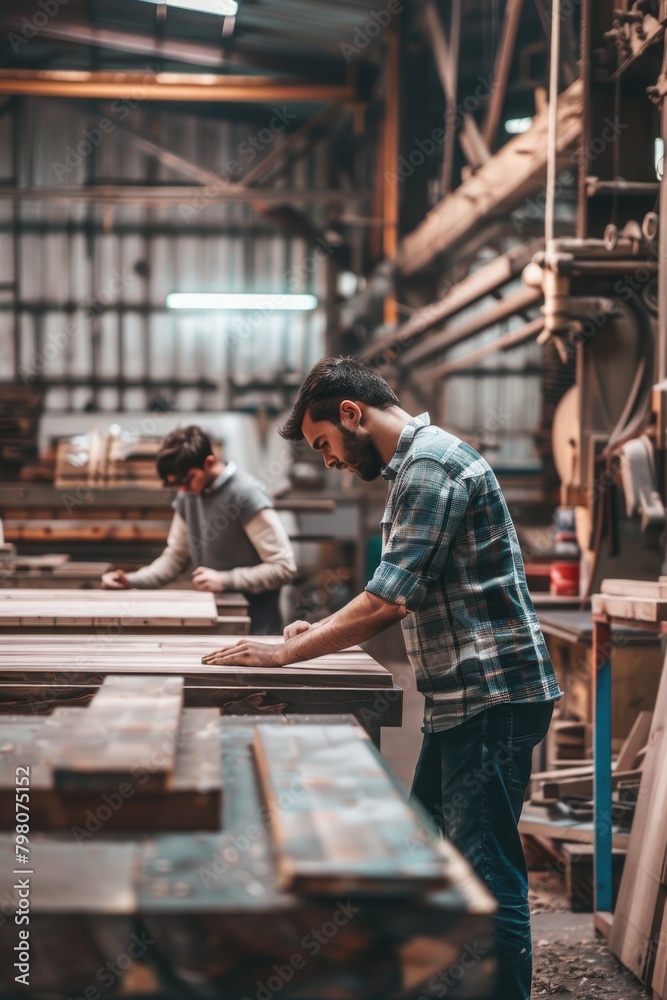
[592,593,667,622]
[541,768,641,801]
[601,578,667,599]
[519,804,630,848]
[253,722,453,895]
[610,650,667,988]
[0,587,218,628]
[0,681,404,730]
[0,707,222,832]
[0,634,392,688]
[615,711,652,772]
[50,675,184,791]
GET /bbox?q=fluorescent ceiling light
[505,117,533,134]
[166,293,318,311]
[138,0,239,15]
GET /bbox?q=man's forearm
[280,591,406,664]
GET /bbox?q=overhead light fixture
[504,117,533,134]
[166,293,318,311]
[138,0,239,15]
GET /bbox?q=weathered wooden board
[592,593,667,623]
[50,674,184,791]
[610,649,667,990]
[600,577,667,599]
[0,634,392,688]
[0,695,222,831]
[0,717,496,999]
[253,722,452,895]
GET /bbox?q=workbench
[0,587,251,634]
[0,634,403,745]
[0,687,494,999]
[536,606,662,763]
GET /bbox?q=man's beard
[340,426,383,481]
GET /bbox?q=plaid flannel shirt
[366,413,562,732]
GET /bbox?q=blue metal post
[593,616,613,914]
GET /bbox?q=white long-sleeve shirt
[126,507,296,593]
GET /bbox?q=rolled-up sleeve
[365,459,470,612]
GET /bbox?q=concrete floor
[367,628,648,999]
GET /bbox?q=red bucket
[550,560,580,597]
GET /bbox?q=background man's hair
[156,425,215,483]
[280,357,400,441]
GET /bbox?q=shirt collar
[206,461,236,493]
[381,413,431,480]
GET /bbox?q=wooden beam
[419,316,544,381]
[397,79,582,274]
[253,722,452,894]
[383,29,400,326]
[0,70,356,104]
[400,284,542,367]
[0,185,360,205]
[360,240,541,362]
[482,0,525,150]
[423,2,490,170]
[441,0,461,195]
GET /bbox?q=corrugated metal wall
[441,247,544,471]
[0,98,327,412]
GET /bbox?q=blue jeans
[411,700,554,1000]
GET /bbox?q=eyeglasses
[162,468,200,491]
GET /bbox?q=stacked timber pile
[0,385,42,479]
[0,684,495,997]
[521,713,648,911]
[55,428,163,489]
[0,675,223,832]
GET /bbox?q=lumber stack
[0,675,223,832]
[0,713,495,997]
[55,429,163,489]
[520,712,650,909]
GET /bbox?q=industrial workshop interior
[3,0,667,997]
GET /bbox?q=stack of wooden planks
[0,675,223,832]
[520,712,651,911]
[0,709,495,997]
[610,646,667,997]
[592,576,667,622]
[55,430,163,489]
[0,587,241,632]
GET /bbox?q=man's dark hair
[156,425,215,484]
[280,357,400,441]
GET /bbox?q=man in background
[102,425,296,634]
